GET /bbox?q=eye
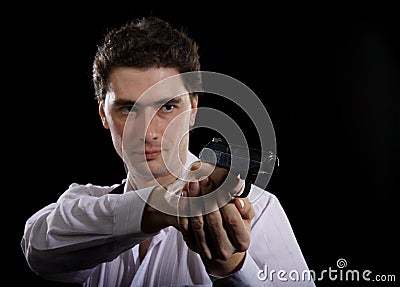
[120,105,137,115]
[160,104,175,113]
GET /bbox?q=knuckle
[206,215,221,228]
[178,221,189,233]
[236,240,250,252]
[225,214,239,227]
[190,161,201,170]
[219,247,232,261]
[191,218,204,230]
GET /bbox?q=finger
[220,203,250,252]
[199,177,236,260]
[177,187,189,233]
[177,187,198,252]
[188,181,212,260]
[205,209,236,260]
[233,197,255,222]
[206,166,228,185]
[188,181,204,215]
[177,182,189,217]
[199,177,220,212]
[186,161,215,182]
[189,161,201,171]
[234,197,245,213]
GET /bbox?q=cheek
[107,116,125,136]
[164,113,191,138]
[104,108,125,133]
[107,116,126,146]
[162,115,191,159]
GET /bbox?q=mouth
[144,150,161,160]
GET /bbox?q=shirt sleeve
[210,186,316,287]
[20,182,155,283]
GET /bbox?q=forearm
[21,184,156,280]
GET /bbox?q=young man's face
[99,67,198,186]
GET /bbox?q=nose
[144,111,160,143]
[129,107,161,145]
[145,119,159,142]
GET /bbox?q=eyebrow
[112,96,184,107]
[112,99,136,106]
[154,96,183,106]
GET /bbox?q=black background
[7,3,399,286]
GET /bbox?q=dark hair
[93,17,201,101]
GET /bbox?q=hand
[177,162,255,276]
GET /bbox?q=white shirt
[21,152,315,286]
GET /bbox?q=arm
[21,182,158,283]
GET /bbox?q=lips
[126,146,163,160]
[144,150,161,160]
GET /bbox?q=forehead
[107,67,188,104]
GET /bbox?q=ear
[189,95,198,126]
[98,98,109,129]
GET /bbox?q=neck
[128,172,179,190]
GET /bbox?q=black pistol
[198,138,278,197]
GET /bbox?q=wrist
[141,186,178,233]
[206,252,246,277]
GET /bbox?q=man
[21,17,315,286]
